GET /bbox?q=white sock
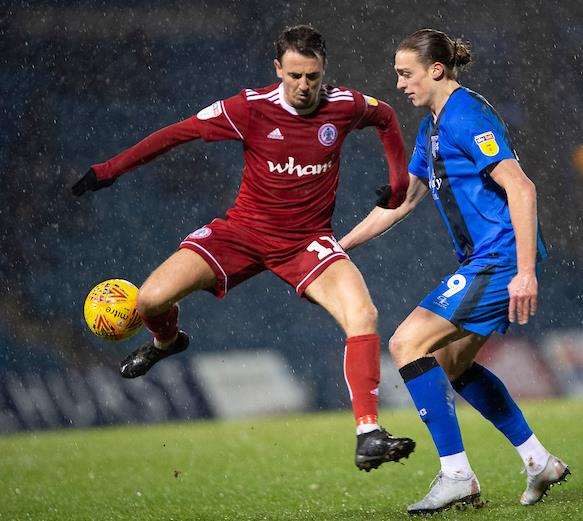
[356,423,380,435]
[153,334,178,350]
[516,434,550,475]
[440,451,473,480]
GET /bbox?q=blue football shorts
[418,259,518,336]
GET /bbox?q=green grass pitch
[0,399,580,520]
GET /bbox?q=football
[83,279,143,341]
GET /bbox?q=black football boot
[355,428,416,471]
[119,331,189,378]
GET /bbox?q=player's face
[394,50,438,108]
[275,50,325,110]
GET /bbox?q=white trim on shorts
[180,240,229,294]
[295,252,349,294]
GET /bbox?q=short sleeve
[454,107,516,173]
[408,118,430,179]
[195,91,250,142]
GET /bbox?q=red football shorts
[179,218,350,298]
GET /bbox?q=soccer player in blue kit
[340,29,570,514]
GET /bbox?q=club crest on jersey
[188,226,212,239]
[474,131,500,157]
[318,123,338,146]
[196,101,222,120]
[431,135,439,159]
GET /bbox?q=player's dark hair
[275,25,327,64]
[398,29,471,79]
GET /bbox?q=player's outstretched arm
[355,97,409,208]
[339,174,427,251]
[71,117,204,196]
[489,159,538,325]
[71,169,116,195]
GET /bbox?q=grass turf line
[0,399,580,520]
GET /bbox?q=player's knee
[346,301,378,333]
[136,285,169,318]
[362,302,378,328]
[388,333,406,364]
[388,330,425,367]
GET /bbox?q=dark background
[1,0,582,412]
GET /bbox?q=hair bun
[453,38,471,67]
[398,29,472,79]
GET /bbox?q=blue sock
[451,363,532,446]
[400,357,464,457]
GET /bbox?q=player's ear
[274,59,283,79]
[430,62,445,81]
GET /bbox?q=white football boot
[407,471,481,515]
[520,454,570,506]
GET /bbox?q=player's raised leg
[305,259,415,470]
[436,335,571,506]
[389,307,481,514]
[120,248,217,378]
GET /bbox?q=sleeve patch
[363,95,379,106]
[474,131,500,157]
[196,101,223,120]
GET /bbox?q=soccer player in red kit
[72,25,414,470]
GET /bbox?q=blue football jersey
[409,87,547,264]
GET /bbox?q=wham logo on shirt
[474,131,500,157]
[267,156,334,177]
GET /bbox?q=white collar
[278,83,320,115]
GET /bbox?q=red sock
[140,305,179,343]
[344,333,380,426]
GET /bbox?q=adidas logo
[267,128,284,140]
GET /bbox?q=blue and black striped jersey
[409,87,547,264]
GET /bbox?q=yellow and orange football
[83,279,143,341]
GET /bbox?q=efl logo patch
[474,131,500,157]
[189,226,212,239]
[196,101,222,120]
[318,123,338,146]
[363,95,379,106]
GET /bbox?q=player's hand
[375,184,392,208]
[71,169,115,196]
[507,271,538,325]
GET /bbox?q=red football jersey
[92,82,408,238]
